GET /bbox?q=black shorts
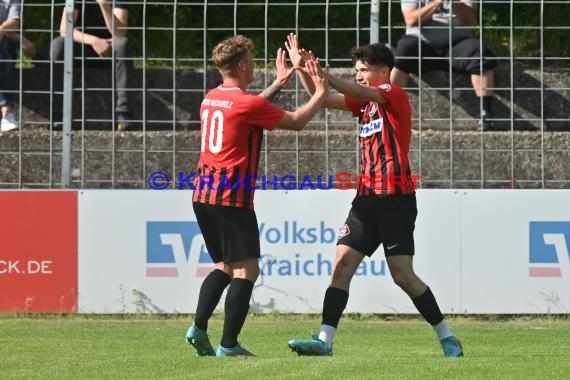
[394,35,498,75]
[192,202,260,263]
[337,194,417,257]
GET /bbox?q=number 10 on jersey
[201,109,224,153]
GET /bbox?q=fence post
[370,0,380,44]
[61,0,74,188]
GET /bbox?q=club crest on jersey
[368,103,378,117]
[359,119,383,137]
[338,224,350,239]
[379,84,392,92]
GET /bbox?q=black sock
[194,269,231,331]
[220,278,254,348]
[321,287,349,328]
[481,95,494,117]
[412,287,444,326]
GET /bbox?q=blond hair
[212,35,254,73]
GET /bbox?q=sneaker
[51,112,63,131]
[288,333,333,356]
[185,324,215,356]
[1,113,18,132]
[116,112,134,131]
[440,336,464,357]
[216,343,255,357]
[479,110,503,132]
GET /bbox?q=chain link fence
[0,0,568,189]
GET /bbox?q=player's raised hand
[296,49,319,75]
[305,58,328,94]
[274,47,295,87]
[284,33,304,68]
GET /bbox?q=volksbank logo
[529,221,570,277]
[146,221,214,278]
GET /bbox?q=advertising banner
[0,191,77,313]
[461,190,570,313]
[77,190,462,314]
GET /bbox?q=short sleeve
[344,96,367,117]
[242,94,286,131]
[401,0,419,10]
[7,2,21,21]
[376,83,409,116]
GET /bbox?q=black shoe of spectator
[480,118,498,131]
[52,112,63,131]
[117,112,136,131]
[479,111,503,132]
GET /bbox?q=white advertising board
[460,190,570,313]
[78,189,570,314]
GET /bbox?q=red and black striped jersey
[192,86,286,209]
[345,83,415,195]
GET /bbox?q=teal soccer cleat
[440,336,464,357]
[288,333,333,356]
[186,324,215,356]
[216,343,255,357]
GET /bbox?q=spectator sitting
[0,0,20,132]
[51,0,134,130]
[390,0,499,131]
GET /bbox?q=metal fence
[0,0,568,189]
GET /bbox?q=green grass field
[1,314,568,379]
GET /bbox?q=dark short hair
[350,43,394,70]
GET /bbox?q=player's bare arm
[259,48,295,101]
[326,70,386,105]
[285,34,348,111]
[402,0,443,26]
[276,58,328,131]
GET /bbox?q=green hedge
[23,2,568,68]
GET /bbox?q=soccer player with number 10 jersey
[185,35,328,357]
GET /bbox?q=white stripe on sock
[318,324,336,348]
[433,320,453,340]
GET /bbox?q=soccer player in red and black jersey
[285,34,463,357]
[186,35,328,357]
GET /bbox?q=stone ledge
[13,66,570,131]
[1,129,568,189]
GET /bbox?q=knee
[231,260,259,282]
[394,37,419,73]
[333,256,352,276]
[215,262,231,276]
[50,37,65,60]
[331,256,356,284]
[390,268,412,290]
[247,265,260,281]
[395,36,419,58]
[113,37,132,57]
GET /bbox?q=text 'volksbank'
[258,221,386,277]
[259,221,335,244]
[146,221,387,277]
